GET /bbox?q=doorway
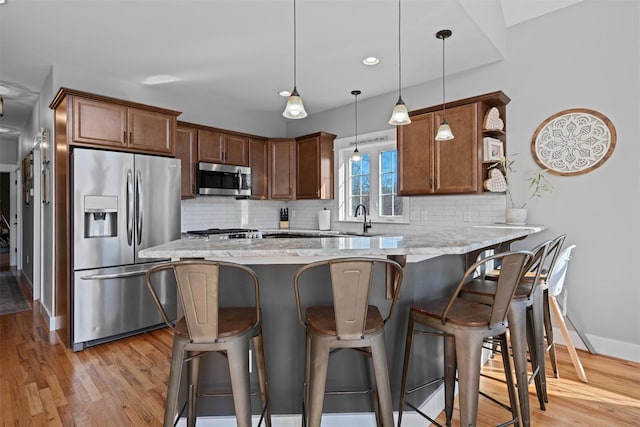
[1,172,10,271]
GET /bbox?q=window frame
[334,129,409,224]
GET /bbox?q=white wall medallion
[531,108,616,176]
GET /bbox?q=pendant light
[435,29,454,141]
[351,90,361,160]
[282,0,307,119]
[388,0,411,126]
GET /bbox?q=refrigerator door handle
[136,170,143,245]
[80,270,148,280]
[126,169,134,246]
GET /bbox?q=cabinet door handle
[429,178,433,189]
[123,131,127,143]
[129,132,133,144]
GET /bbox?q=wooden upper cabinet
[398,113,435,196]
[268,138,296,200]
[432,103,478,194]
[127,108,174,154]
[198,128,248,166]
[295,132,336,199]
[72,97,127,147]
[66,91,178,155]
[176,124,198,199]
[398,91,509,196]
[249,138,269,200]
[198,129,224,163]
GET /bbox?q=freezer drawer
[73,262,177,351]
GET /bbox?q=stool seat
[414,297,494,327]
[174,307,257,340]
[307,305,383,336]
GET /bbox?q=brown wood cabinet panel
[433,103,478,193]
[176,125,197,198]
[398,113,434,195]
[269,138,296,200]
[224,134,249,166]
[127,108,175,155]
[72,97,127,147]
[198,129,225,163]
[249,138,268,199]
[295,132,335,199]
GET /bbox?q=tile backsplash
[181,194,507,234]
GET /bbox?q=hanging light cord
[293,0,297,88]
[441,33,446,120]
[355,92,358,147]
[397,0,402,97]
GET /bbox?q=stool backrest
[542,234,567,280]
[547,244,576,297]
[444,251,533,328]
[146,260,260,344]
[294,257,404,340]
[520,240,552,299]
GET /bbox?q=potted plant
[489,155,553,224]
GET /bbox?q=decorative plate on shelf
[531,108,616,176]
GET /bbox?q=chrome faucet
[354,203,372,234]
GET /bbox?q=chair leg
[443,333,456,427]
[525,301,546,408]
[549,296,588,383]
[543,289,559,378]
[187,350,201,427]
[370,333,394,427]
[454,332,485,427]
[227,338,252,427]
[307,336,331,427]
[508,304,531,427]
[164,339,187,427]
[302,331,311,427]
[531,288,548,404]
[398,315,415,427]
[252,327,272,427]
[497,333,521,427]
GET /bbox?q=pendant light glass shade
[388,0,411,126]
[435,29,454,141]
[283,86,307,119]
[351,90,361,159]
[435,120,454,141]
[389,96,411,125]
[282,0,307,119]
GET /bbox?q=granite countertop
[139,224,547,264]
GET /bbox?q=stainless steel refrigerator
[71,147,180,351]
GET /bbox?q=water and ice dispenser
[83,195,118,238]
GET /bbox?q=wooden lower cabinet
[268,138,296,200]
[176,124,198,198]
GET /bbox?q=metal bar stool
[293,257,404,427]
[460,241,550,427]
[145,260,271,427]
[398,250,533,427]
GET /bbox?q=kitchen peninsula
[139,224,545,420]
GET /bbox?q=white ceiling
[0,0,581,145]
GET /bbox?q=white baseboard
[554,328,640,363]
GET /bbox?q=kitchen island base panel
[177,255,465,417]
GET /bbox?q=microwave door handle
[237,171,243,192]
[136,170,143,245]
[126,169,134,246]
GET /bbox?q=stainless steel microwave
[197,162,251,196]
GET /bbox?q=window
[336,129,408,224]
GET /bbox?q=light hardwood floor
[1,269,639,426]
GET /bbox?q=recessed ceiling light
[142,74,179,85]
[279,90,291,97]
[362,56,380,66]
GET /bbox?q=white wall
[280,0,640,360]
